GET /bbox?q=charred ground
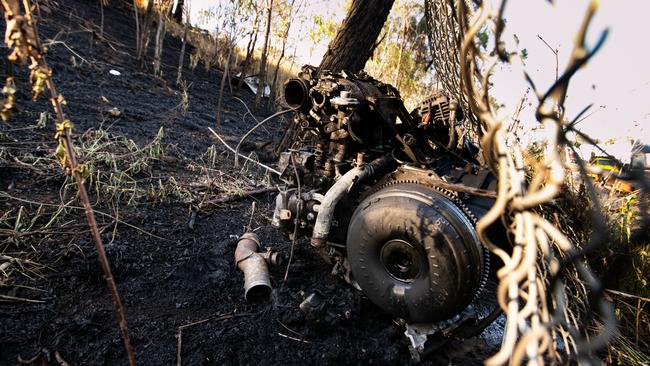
[0,2,493,364]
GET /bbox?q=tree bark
[99,0,105,38]
[268,44,284,108]
[216,46,233,128]
[318,0,394,74]
[254,0,274,110]
[268,0,296,108]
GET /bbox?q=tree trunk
[175,2,189,85]
[138,19,152,68]
[134,0,142,53]
[99,0,105,38]
[152,9,166,76]
[171,0,183,22]
[135,0,154,68]
[319,0,394,74]
[238,9,260,89]
[268,42,285,108]
[254,0,274,110]
[216,46,233,128]
[393,11,408,88]
[241,11,260,76]
[268,0,296,108]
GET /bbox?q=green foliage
[309,15,337,45]
[365,0,434,110]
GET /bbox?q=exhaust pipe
[283,78,310,109]
[311,155,396,247]
[234,232,281,301]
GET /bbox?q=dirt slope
[0,2,490,364]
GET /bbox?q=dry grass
[1,118,273,302]
[67,126,166,205]
[551,183,650,364]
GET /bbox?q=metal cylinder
[311,155,395,247]
[238,254,271,301]
[283,78,310,109]
[234,233,273,301]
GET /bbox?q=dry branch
[202,187,278,206]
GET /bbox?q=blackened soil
[0,2,490,365]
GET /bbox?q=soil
[0,2,495,364]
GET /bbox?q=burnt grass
[0,2,490,365]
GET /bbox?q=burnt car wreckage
[236,65,506,358]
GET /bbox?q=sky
[186,0,650,157]
[489,0,650,158]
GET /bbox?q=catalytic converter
[234,232,281,301]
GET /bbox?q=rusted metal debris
[234,232,281,301]
[264,65,504,357]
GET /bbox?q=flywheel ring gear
[366,177,491,300]
[346,181,488,322]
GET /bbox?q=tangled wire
[424,0,649,364]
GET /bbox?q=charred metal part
[274,65,503,336]
[234,232,281,301]
[404,305,476,361]
[284,78,310,110]
[272,189,325,236]
[347,183,485,322]
[299,292,325,315]
[311,155,395,248]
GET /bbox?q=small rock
[101,106,122,118]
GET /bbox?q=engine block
[273,65,499,324]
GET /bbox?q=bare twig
[606,289,650,303]
[452,0,615,364]
[201,187,278,206]
[283,150,301,282]
[234,108,296,167]
[207,127,282,175]
[278,332,312,343]
[42,40,90,65]
[0,294,46,303]
[537,34,559,81]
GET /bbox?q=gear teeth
[429,185,490,302]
